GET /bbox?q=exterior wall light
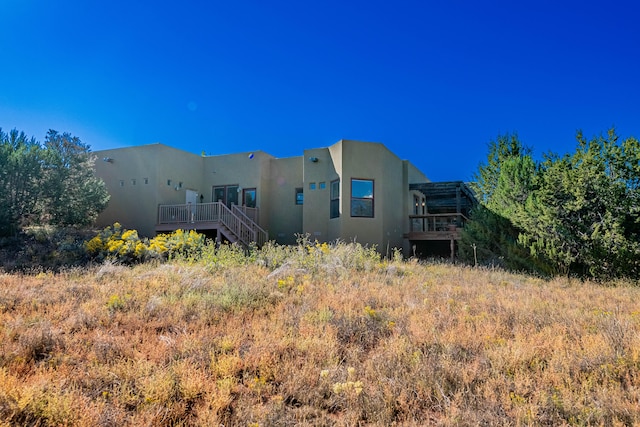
[102,157,113,163]
[309,157,319,163]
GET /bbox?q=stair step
[218,226,238,244]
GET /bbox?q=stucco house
[93,139,475,258]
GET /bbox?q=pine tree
[41,130,110,227]
[0,129,44,235]
[0,128,110,236]
[461,134,547,273]
[520,129,640,279]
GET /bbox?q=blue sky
[1,0,639,181]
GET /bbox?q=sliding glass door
[212,185,239,207]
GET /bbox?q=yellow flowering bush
[84,235,103,254]
[166,229,206,259]
[147,234,168,255]
[85,225,387,270]
[85,223,206,263]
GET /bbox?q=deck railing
[232,205,268,247]
[409,213,469,233]
[157,202,268,247]
[233,206,259,224]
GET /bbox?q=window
[167,179,172,186]
[227,185,239,206]
[319,181,326,189]
[214,186,225,203]
[119,180,124,187]
[131,179,136,186]
[213,185,239,207]
[309,182,316,190]
[295,188,304,205]
[144,178,149,185]
[351,179,374,217]
[243,188,256,208]
[330,179,340,218]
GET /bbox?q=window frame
[350,178,374,218]
[330,179,340,219]
[243,188,257,208]
[295,187,304,205]
[213,184,240,207]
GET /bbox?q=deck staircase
[156,202,268,247]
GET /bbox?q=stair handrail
[157,202,264,247]
[231,205,268,247]
[215,202,253,247]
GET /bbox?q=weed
[1,254,640,425]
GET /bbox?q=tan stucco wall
[202,150,273,229]
[406,160,429,184]
[94,140,431,252]
[202,151,271,202]
[267,156,303,244]
[156,145,205,206]
[301,147,340,242]
[94,144,203,236]
[327,141,344,240]
[333,140,406,252]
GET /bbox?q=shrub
[85,224,207,264]
[199,241,249,272]
[259,234,383,277]
[157,229,206,260]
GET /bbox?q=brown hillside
[0,254,639,425]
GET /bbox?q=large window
[330,179,340,218]
[351,179,374,217]
[295,188,303,205]
[243,188,256,208]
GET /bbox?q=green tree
[461,134,546,273]
[471,133,532,205]
[0,129,45,235]
[459,204,535,271]
[520,129,640,279]
[465,129,640,280]
[41,130,110,226]
[0,128,110,236]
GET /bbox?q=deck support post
[450,238,455,263]
[456,185,462,227]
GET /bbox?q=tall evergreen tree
[41,130,110,227]
[520,129,640,279]
[471,133,532,205]
[0,128,110,236]
[0,129,44,235]
[461,134,546,273]
[465,128,640,280]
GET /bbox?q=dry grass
[1,255,639,426]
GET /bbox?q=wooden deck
[406,181,476,260]
[406,229,462,241]
[406,213,467,240]
[156,202,268,247]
